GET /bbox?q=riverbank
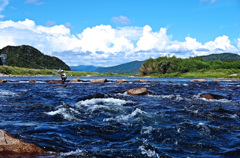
[0,65,239,79]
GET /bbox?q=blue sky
[0,0,240,66]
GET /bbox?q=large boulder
[69,78,82,83]
[90,79,107,83]
[127,88,148,95]
[47,80,62,84]
[0,79,7,83]
[0,130,45,155]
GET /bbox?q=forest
[140,55,240,76]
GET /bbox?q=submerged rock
[0,130,45,155]
[69,78,82,83]
[127,88,148,95]
[0,79,7,83]
[90,79,107,83]
[200,93,228,100]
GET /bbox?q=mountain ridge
[199,53,240,61]
[0,45,70,70]
[70,65,99,72]
[95,60,145,74]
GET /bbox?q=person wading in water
[60,70,67,83]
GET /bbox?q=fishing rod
[18,56,61,75]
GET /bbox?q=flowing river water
[0,76,239,158]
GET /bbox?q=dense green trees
[0,45,70,70]
[140,55,240,76]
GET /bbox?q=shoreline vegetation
[0,65,239,79]
[140,56,240,79]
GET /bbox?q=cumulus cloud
[111,16,131,25]
[0,18,239,66]
[0,0,9,18]
[24,0,44,5]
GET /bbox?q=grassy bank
[0,66,139,77]
[149,69,240,78]
[0,66,239,78]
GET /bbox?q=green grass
[1,66,239,78]
[0,65,139,77]
[148,69,240,78]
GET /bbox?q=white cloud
[237,38,240,49]
[77,25,115,53]
[0,18,239,66]
[24,0,44,5]
[0,0,9,18]
[136,25,170,51]
[111,16,131,25]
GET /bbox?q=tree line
[140,56,240,76]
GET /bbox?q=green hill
[0,45,70,70]
[200,53,240,61]
[96,60,145,74]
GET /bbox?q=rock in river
[127,88,148,95]
[0,130,45,155]
[69,78,82,83]
[200,93,227,100]
[90,79,107,83]
[116,79,128,84]
[0,79,7,83]
[47,80,62,84]
[190,79,206,82]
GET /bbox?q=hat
[61,70,64,72]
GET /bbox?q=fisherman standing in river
[60,70,67,84]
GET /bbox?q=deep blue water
[0,76,239,158]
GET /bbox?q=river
[0,76,239,157]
